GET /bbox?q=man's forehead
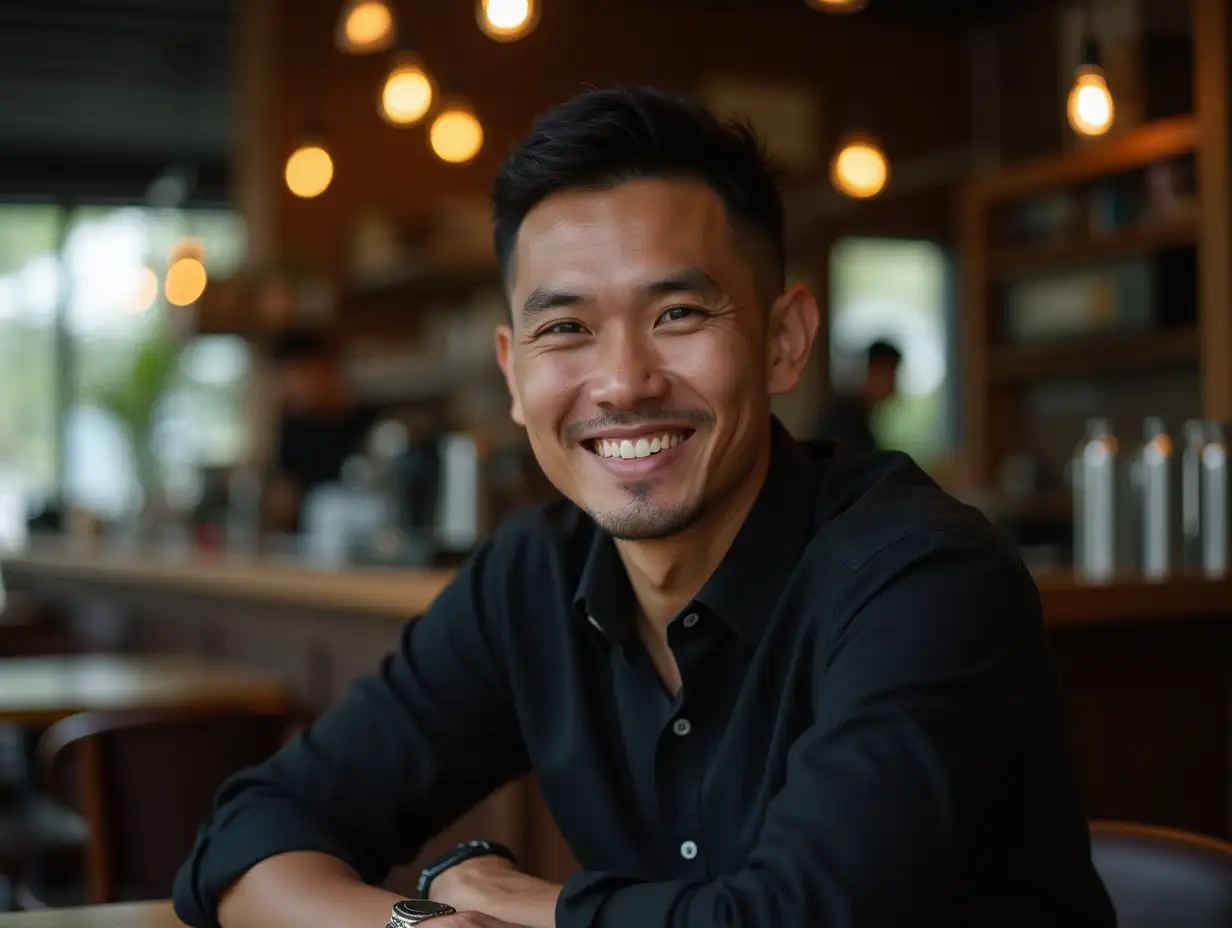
[511,179,733,284]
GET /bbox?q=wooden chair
[22,704,300,906]
[1090,819,1232,927]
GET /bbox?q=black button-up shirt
[173,422,1116,927]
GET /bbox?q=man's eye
[658,305,704,324]
[542,321,585,336]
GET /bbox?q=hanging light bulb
[805,0,868,12]
[430,100,484,163]
[165,257,207,307]
[285,143,334,198]
[1067,39,1114,138]
[830,133,889,199]
[379,53,436,126]
[477,0,539,41]
[335,0,396,54]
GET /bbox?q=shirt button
[681,612,699,629]
[679,840,699,860]
[672,718,692,737]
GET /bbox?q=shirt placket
[657,606,713,879]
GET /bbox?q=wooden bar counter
[5,544,1232,876]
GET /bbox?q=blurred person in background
[816,338,902,452]
[263,331,371,534]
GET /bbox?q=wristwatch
[416,839,519,899]
[387,899,458,925]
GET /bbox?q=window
[0,204,61,520]
[829,237,956,469]
[0,202,249,527]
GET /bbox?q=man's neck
[614,443,772,634]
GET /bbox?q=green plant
[91,324,184,493]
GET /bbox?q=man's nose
[586,324,669,409]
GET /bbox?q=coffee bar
[5,0,1232,922]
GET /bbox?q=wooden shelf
[968,114,1198,205]
[988,217,1197,279]
[988,327,1199,383]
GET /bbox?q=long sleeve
[172,541,530,927]
[557,531,1039,927]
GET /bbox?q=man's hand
[435,914,526,927]
[428,856,562,928]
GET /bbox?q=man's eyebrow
[521,288,586,320]
[642,268,722,298]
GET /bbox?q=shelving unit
[960,115,1205,488]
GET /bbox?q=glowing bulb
[164,258,207,307]
[168,237,204,264]
[132,265,159,313]
[477,0,538,41]
[430,105,484,163]
[285,144,334,198]
[379,57,435,126]
[1067,66,1115,138]
[830,135,889,199]
[337,0,394,53]
[805,0,868,12]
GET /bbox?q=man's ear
[494,323,525,425]
[765,284,820,396]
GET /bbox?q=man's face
[495,178,818,541]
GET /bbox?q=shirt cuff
[172,801,381,928]
[556,870,700,927]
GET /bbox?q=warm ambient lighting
[477,0,538,41]
[335,0,395,53]
[805,0,868,12]
[830,134,889,199]
[164,257,207,307]
[1067,65,1115,138]
[379,55,436,126]
[131,265,159,313]
[284,144,334,198]
[430,103,484,163]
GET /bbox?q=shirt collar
[573,418,820,647]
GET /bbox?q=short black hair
[867,339,903,367]
[491,85,786,299]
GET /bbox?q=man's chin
[584,497,703,542]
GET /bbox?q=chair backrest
[40,705,300,904]
[1090,820,1232,927]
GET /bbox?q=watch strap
[416,839,518,899]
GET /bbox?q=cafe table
[0,653,294,727]
[0,899,181,926]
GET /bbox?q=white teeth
[595,432,687,458]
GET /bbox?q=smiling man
[173,88,1115,928]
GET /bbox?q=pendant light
[429,98,484,164]
[379,51,436,126]
[285,136,335,199]
[1067,36,1115,138]
[477,0,539,41]
[805,0,867,12]
[335,0,396,54]
[830,131,889,200]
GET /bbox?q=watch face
[390,899,458,925]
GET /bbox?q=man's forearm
[218,850,405,928]
[429,857,561,928]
